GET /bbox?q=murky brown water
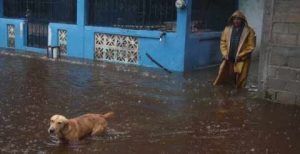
[0,50,299,154]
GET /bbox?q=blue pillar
[176,0,191,38]
[0,0,3,17]
[176,0,192,71]
[76,0,85,58]
[77,0,86,26]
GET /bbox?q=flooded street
[0,50,299,154]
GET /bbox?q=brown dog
[48,112,114,142]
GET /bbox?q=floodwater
[0,50,299,154]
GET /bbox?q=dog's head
[48,115,69,135]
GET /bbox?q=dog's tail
[102,112,114,119]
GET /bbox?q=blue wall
[49,23,84,58]
[0,18,25,49]
[139,32,184,71]
[0,18,46,53]
[48,0,187,71]
[49,24,186,71]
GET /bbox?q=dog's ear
[62,120,69,131]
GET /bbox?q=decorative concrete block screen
[95,33,138,64]
[7,25,15,48]
[58,29,67,55]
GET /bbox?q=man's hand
[236,56,242,62]
[236,54,250,62]
[223,55,229,61]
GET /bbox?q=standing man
[213,10,256,88]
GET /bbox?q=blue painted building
[0,0,237,72]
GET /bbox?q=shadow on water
[0,51,300,153]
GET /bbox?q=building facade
[0,0,238,72]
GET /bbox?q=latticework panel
[95,33,138,64]
[7,24,15,48]
[58,29,67,55]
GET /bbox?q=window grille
[191,0,238,32]
[88,0,177,31]
[4,0,76,24]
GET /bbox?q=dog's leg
[91,125,106,136]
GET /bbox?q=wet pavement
[0,49,299,154]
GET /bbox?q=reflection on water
[0,51,300,153]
